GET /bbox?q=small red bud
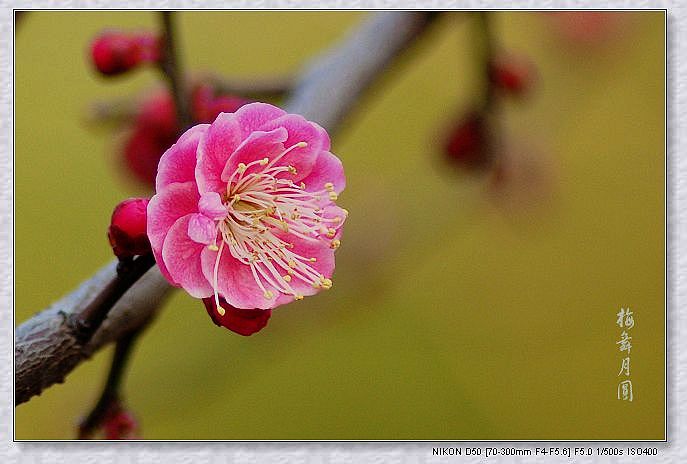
[90,31,160,76]
[102,405,140,440]
[191,83,251,123]
[488,54,537,97]
[202,297,271,336]
[108,198,151,259]
[443,111,491,170]
[119,85,251,186]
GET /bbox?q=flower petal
[300,150,346,195]
[187,213,216,245]
[200,246,283,310]
[220,128,288,182]
[147,181,199,284]
[155,124,209,191]
[202,297,272,336]
[162,214,214,298]
[259,114,330,182]
[235,102,286,137]
[195,113,243,193]
[198,191,226,220]
[276,233,336,298]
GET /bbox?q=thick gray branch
[286,11,436,131]
[15,263,170,405]
[15,11,436,406]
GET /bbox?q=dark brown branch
[15,11,437,406]
[478,12,497,111]
[159,11,192,129]
[77,328,142,439]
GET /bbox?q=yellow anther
[288,260,297,268]
[294,294,304,301]
[232,194,241,202]
[309,257,317,262]
[330,239,341,249]
[263,290,274,299]
[279,221,289,232]
[208,244,219,251]
[324,182,334,191]
[287,269,295,275]
[295,141,308,148]
[321,278,332,289]
[237,163,247,173]
[283,275,292,282]
[259,157,269,166]
[328,192,338,201]
[288,165,297,175]
[217,306,226,316]
[326,228,336,238]
[300,182,306,189]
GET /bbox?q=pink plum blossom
[147,103,347,313]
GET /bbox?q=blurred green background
[15,11,664,440]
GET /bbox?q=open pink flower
[147,103,347,312]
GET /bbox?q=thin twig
[479,12,497,111]
[474,11,503,168]
[15,11,439,406]
[159,11,192,129]
[209,73,293,99]
[77,328,142,439]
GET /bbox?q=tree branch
[15,11,438,406]
[15,262,170,405]
[209,73,293,99]
[159,11,192,129]
[285,11,438,131]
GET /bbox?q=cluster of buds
[443,52,537,171]
[90,30,162,76]
[123,84,251,185]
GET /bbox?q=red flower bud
[122,90,178,185]
[102,405,140,440]
[108,198,151,259]
[488,54,537,97]
[120,85,251,186]
[90,31,160,76]
[443,111,492,170]
[202,297,272,336]
[191,83,252,123]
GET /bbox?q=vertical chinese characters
[616,307,635,401]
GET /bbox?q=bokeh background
[15,11,665,440]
